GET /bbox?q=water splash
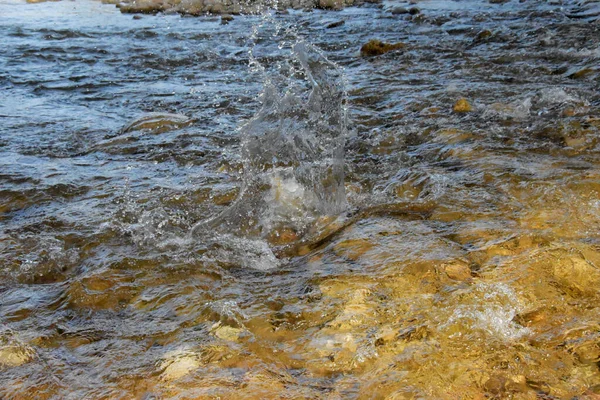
[191,22,348,260]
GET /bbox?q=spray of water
[190,7,348,264]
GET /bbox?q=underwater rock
[266,227,299,246]
[0,332,36,370]
[211,323,243,342]
[568,67,596,79]
[390,6,408,14]
[160,349,202,381]
[221,14,234,23]
[476,29,493,40]
[0,345,33,369]
[120,113,196,134]
[442,261,472,281]
[552,252,600,297]
[360,39,405,56]
[453,98,473,113]
[326,20,345,28]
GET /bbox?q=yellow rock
[0,345,33,368]
[212,324,243,342]
[160,352,201,381]
[453,98,473,113]
[552,253,600,297]
[443,261,472,281]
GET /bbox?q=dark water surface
[1,0,600,398]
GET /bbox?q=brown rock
[453,98,473,113]
[360,39,405,56]
[267,227,299,246]
[443,262,472,281]
[569,67,595,79]
[318,0,343,10]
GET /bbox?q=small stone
[552,254,600,296]
[0,345,33,369]
[360,39,405,56]
[212,324,243,342]
[476,30,492,40]
[221,14,234,24]
[326,20,345,29]
[318,0,343,10]
[120,113,196,134]
[453,98,473,113]
[408,7,420,14]
[160,351,201,381]
[513,308,546,327]
[390,6,409,14]
[443,262,472,281]
[569,67,595,79]
[132,15,142,20]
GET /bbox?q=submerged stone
[0,345,33,369]
[360,39,405,56]
[326,20,345,28]
[552,253,600,297]
[443,261,472,281]
[569,67,596,79]
[160,350,202,381]
[390,6,408,14]
[453,98,473,113]
[211,322,244,342]
[120,113,196,134]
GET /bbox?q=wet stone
[453,98,473,113]
[569,67,596,79]
[326,20,345,28]
[477,30,493,40]
[360,39,405,56]
[0,345,33,369]
[552,252,600,297]
[160,350,202,381]
[390,6,408,14]
[120,113,196,134]
[211,323,243,342]
[442,261,472,281]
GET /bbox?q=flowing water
[1,0,600,398]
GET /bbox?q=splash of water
[191,21,348,260]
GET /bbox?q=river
[1,0,600,398]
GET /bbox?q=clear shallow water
[1,0,600,398]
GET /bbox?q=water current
[1,0,600,398]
